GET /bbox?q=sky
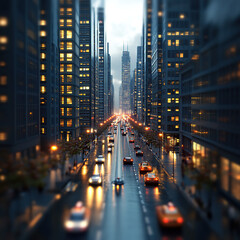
[104,0,143,111]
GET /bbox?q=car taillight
[148,166,151,169]
[146,178,150,181]
[124,159,126,161]
[162,218,169,224]
[131,159,133,161]
[154,178,158,181]
[177,217,184,224]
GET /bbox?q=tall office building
[142,0,152,126]
[40,0,59,151]
[0,0,40,159]
[136,46,143,121]
[131,69,137,118]
[97,7,105,123]
[59,0,80,141]
[121,49,131,114]
[79,0,91,133]
[180,1,240,206]
[107,43,113,117]
[119,84,122,114]
[161,0,199,147]
[151,0,163,132]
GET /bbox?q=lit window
[41,117,45,123]
[86,20,89,24]
[60,53,64,61]
[60,64,64,72]
[167,98,171,103]
[176,90,179,94]
[0,61,6,67]
[176,32,179,35]
[67,64,72,72]
[67,108,72,116]
[0,76,7,85]
[60,30,64,39]
[41,75,46,82]
[0,36,8,44]
[0,17,8,27]
[0,95,8,103]
[180,53,184,58]
[158,11,162,17]
[41,53,46,59]
[40,31,46,37]
[175,125,179,129]
[67,53,72,61]
[60,86,64,94]
[61,97,64,104]
[176,63,179,68]
[158,34,162,38]
[175,98,179,103]
[41,128,45,134]
[66,42,72,50]
[67,8,72,16]
[40,20,46,26]
[67,75,72,82]
[59,19,64,27]
[60,119,64,127]
[176,116,179,121]
[67,97,72,104]
[60,75,64,83]
[176,40,179,46]
[41,43,46,49]
[41,64,45,70]
[66,30,72,39]
[66,86,72,94]
[0,132,7,141]
[66,19,72,27]
[60,42,64,50]
[41,86,46,94]
[168,40,171,46]
[60,108,64,116]
[190,39,194,46]
[168,22,171,28]
[60,8,64,15]
[179,14,185,19]
[67,119,72,127]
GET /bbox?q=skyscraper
[40,0,59,151]
[151,0,163,132]
[59,0,80,141]
[142,0,152,126]
[121,49,131,114]
[0,0,40,159]
[79,0,91,133]
[136,46,143,122]
[161,0,199,148]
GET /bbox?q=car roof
[146,173,155,177]
[125,156,131,159]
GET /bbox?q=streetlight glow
[51,145,58,151]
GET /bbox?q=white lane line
[139,191,142,195]
[147,225,153,236]
[145,216,150,224]
[138,186,140,189]
[143,206,147,213]
[96,230,102,240]
[141,200,144,205]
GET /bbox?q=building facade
[59,0,80,141]
[40,0,59,151]
[136,46,143,121]
[121,50,131,114]
[0,0,40,159]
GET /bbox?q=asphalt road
[28,122,217,240]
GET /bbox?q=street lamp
[158,133,163,157]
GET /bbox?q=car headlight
[89,178,92,183]
[65,220,74,228]
[98,178,102,183]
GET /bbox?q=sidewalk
[139,135,240,239]
[0,140,96,240]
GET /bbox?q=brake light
[177,217,184,224]
[154,178,158,181]
[146,178,150,181]
[148,166,151,169]
[131,159,133,161]
[162,218,169,224]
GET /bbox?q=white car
[95,155,105,163]
[108,142,114,147]
[88,173,102,185]
[64,202,90,233]
[108,147,112,152]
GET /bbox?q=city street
[27,123,217,240]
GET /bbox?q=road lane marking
[147,225,153,236]
[141,200,144,205]
[139,191,142,195]
[143,206,147,213]
[102,202,105,210]
[145,216,150,224]
[96,230,102,240]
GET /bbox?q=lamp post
[158,133,163,158]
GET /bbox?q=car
[156,202,184,228]
[88,173,102,185]
[129,137,134,143]
[136,149,143,156]
[123,157,133,165]
[108,142,114,147]
[107,147,112,152]
[107,132,112,136]
[139,161,152,173]
[134,145,141,150]
[122,131,126,136]
[95,155,105,164]
[121,127,124,131]
[144,172,159,185]
[131,132,135,136]
[64,201,90,233]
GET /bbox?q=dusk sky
[105,0,143,111]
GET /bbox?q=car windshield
[147,174,155,178]
[70,212,85,221]
[92,174,100,178]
